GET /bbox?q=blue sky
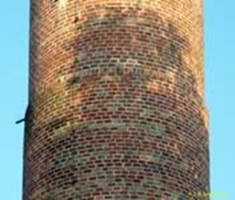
[0,0,234,199]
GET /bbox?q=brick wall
[23,0,209,199]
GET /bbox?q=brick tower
[23,0,209,199]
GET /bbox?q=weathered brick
[23,0,209,199]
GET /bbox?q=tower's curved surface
[24,0,209,199]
